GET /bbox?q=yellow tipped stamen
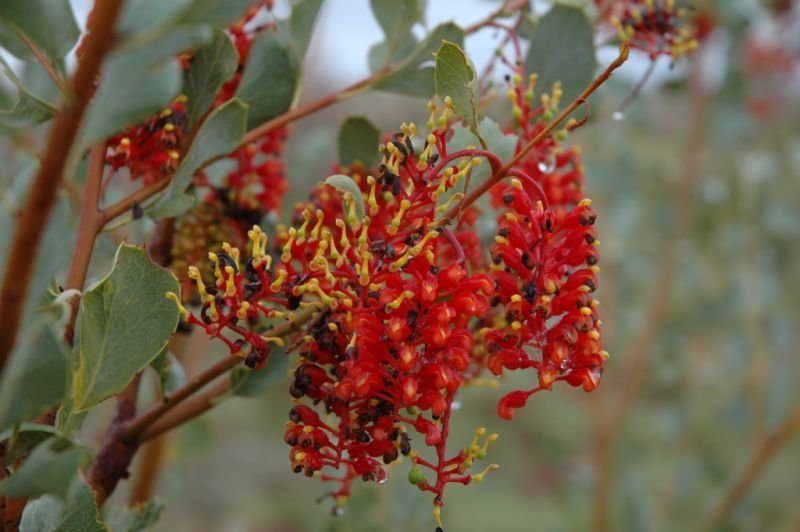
[236,301,250,320]
[471,464,499,484]
[187,266,208,300]
[224,265,236,297]
[436,192,464,214]
[366,176,379,216]
[388,199,412,235]
[433,505,443,530]
[281,227,297,263]
[295,209,312,244]
[335,219,351,249]
[165,292,189,319]
[261,335,286,346]
[270,269,288,292]
[386,290,415,311]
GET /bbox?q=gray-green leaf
[0,0,80,61]
[325,174,366,225]
[0,318,68,431]
[338,116,381,168]
[109,500,165,532]
[287,0,324,62]
[524,4,596,105]
[183,28,239,126]
[72,244,180,412]
[434,40,479,130]
[0,437,86,499]
[236,30,296,130]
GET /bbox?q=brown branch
[707,406,800,528]
[119,356,242,441]
[86,374,142,507]
[128,434,169,505]
[440,44,630,225]
[140,379,230,442]
[120,303,323,441]
[0,0,125,370]
[63,143,107,345]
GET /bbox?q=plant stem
[63,143,107,345]
[13,29,70,96]
[140,379,230,442]
[120,303,324,442]
[120,356,242,441]
[86,374,142,506]
[707,406,800,528]
[0,0,125,370]
[440,44,630,225]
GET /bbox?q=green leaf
[183,29,239,126]
[149,98,248,218]
[370,23,463,98]
[72,244,180,412]
[372,66,435,97]
[19,494,63,532]
[109,500,165,532]
[287,0,324,62]
[368,37,419,73]
[230,348,290,397]
[236,30,296,130]
[80,25,214,147]
[151,349,186,397]
[178,0,259,27]
[0,437,86,499]
[0,56,58,127]
[524,4,596,105]
[434,40,479,130]
[325,174,366,225]
[0,318,68,431]
[53,479,108,532]
[0,424,58,466]
[370,0,422,67]
[0,0,80,61]
[338,116,381,168]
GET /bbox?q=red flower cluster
[105,96,188,184]
[172,83,606,527]
[605,0,698,59]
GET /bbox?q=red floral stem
[0,0,125,369]
[440,44,631,226]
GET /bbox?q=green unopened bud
[408,467,425,485]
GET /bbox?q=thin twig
[140,379,230,442]
[63,143,107,345]
[0,0,125,370]
[13,28,70,96]
[707,406,800,528]
[440,44,630,225]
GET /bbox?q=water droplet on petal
[332,506,345,517]
[612,111,625,122]
[377,476,388,485]
[451,400,462,411]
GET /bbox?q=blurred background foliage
[2,0,799,531]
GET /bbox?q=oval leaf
[236,30,296,130]
[434,40,478,130]
[183,28,239,126]
[325,174,366,224]
[338,116,380,168]
[524,4,596,105]
[0,437,86,499]
[72,244,180,412]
